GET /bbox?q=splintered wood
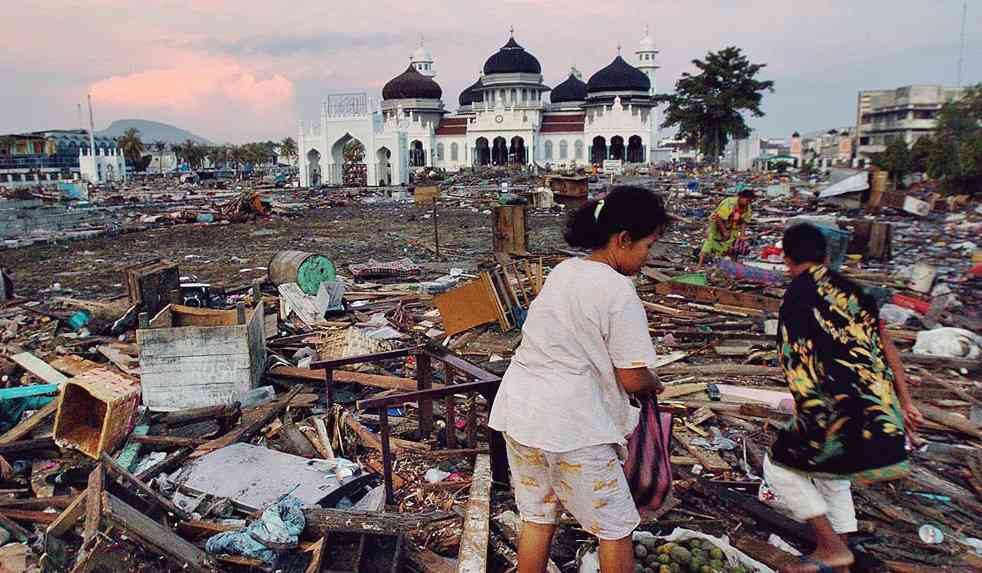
[456,453,492,573]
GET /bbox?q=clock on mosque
[495,115,504,124]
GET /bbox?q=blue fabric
[205,495,305,564]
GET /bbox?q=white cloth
[488,258,658,452]
[763,455,858,534]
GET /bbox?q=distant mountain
[97,119,212,146]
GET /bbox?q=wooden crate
[124,259,180,317]
[53,369,140,459]
[137,303,266,411]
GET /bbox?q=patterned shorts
[504,434,640,541]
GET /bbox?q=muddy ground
[0,204,575,299]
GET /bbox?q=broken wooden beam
[0,400,58,445]
[917,402,982,439]
[100,453,190,520]
[100,492,213,572]
[193,385,302,457]
[46,490,88,538]
[456,453,492,573]
[271,365,437,392]
[655,282,781,314]
[302,508,458,537]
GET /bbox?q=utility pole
[957,1,967,88]
[87,94,99,184]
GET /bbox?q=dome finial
[617,44,622,55]
[509,25,514,37]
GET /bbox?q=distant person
[489,186,670,573]
[697,188,755,268]
[765,223,923,573]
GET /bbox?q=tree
[117,128,145,168]
[870,139,912,188]
[926,83,982,194]
[655,46,774,163]
[343,140,365,164]
[177,139,206,170]
[909,135,933,174]
[280,137,297,165]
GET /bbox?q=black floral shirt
[770,265,909,483]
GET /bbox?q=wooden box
[124,259,180,317]
[53,369,141,459]
[137,303,266,411]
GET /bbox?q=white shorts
[504,434,640,541]
[763,455,858,534]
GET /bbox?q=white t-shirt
[488,258,658,452]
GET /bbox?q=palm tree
[117,128,145,168]
[280,137,297,166]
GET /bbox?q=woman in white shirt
[489,186,670,573]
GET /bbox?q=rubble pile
[0,165,976,572]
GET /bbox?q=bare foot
[780,548,854,573]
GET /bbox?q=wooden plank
[82,465,104,551]
[0,400,58,445]
[312,416,335,460]
[729,533,799,571]
[918,402,982,438]
[902,353,980,372]
[49,355,102,377]
[100,454,190,520]
[660,383,708,400]
[10,352,69,384]
[456,453,492,573]
[655,281,781,314]
[46,491,88,537]
[270,365,437,392]
[433,277,502,337]
[193,386,302,457]
[302,508,458,537]
[303,537,326,573]
[658,364,782,377]
[101,492,212,572]
[96,345,140,375]
[136,448,193,482]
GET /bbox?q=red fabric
[623,396,673,510]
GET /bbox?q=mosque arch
[475,138,491,166]
[610,136,625,161]
[306,149,322,186]
[450,142,459,161]
[510,136,526,164]
[591,136,607,164]
[559,140,568,160]
[627,135,644,163]
[544,140,553,161]
[436,143,445,161]
[409,140,426,167]
[574,140,584,160]
[492,137,508,166]
[376,147,391,185]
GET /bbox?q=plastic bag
[205,495,305,565]
[913,327,982,359]
[623,395,673,510]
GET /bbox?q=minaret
[636,26,659,97]
[411,34,435,77]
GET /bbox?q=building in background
[299,30,663,187]
[0,129,121,188]
[722,130,762,171]
[855,84,964,161]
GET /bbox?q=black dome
[587,56,650,93]
[382,65,442,100]
[483,37,541,75]
[459,78,483,106]
[551,73,587,103]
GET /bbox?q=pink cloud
[90,56,293,112]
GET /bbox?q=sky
[2,0,979,144]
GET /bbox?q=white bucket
[910,263,936,293]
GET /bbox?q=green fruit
[646,554,660,566]
[670,564,681,573]
[689,559,703,573]
[635,545,648,558]
[670,546,692,565]
[658,555,672,565]
[688,539,702,549]
[642,537,659,549]
[709,548,723,561]
[710,560,724,571]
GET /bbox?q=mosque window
[451,142,458,161]
[544,141,553,160]
[559,140,568,159]
[436,143,444,160]
[574,140,584,159]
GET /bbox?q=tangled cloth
[205,495,305,565]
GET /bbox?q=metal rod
[379,407,394,506]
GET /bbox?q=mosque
[298,29,664,187]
